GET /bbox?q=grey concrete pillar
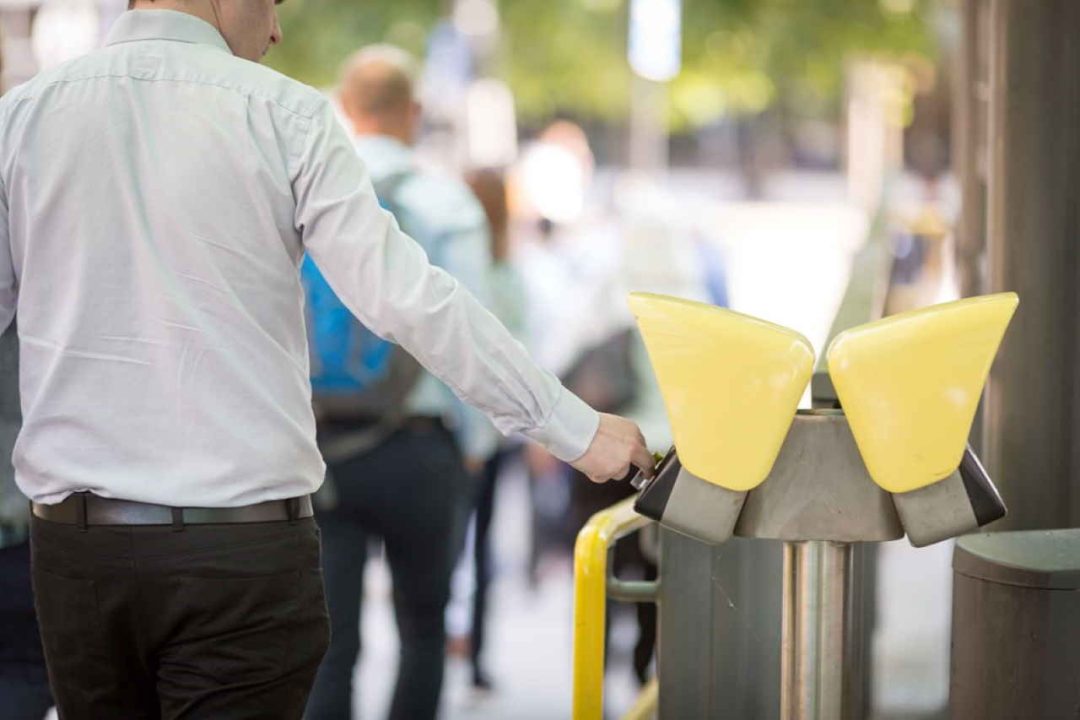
[982,0,1080,530]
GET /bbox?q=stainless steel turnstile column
[781,541,855,720]
[655,532,783,720]
[654,411,900,719]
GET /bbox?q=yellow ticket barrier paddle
[629,293,814,543]
[827,293,1018,546]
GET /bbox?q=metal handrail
[572,496,654,720]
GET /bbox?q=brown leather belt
[32,492,313,529]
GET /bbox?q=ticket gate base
[645,412,895,720]
[736,411,903,543]
[649,528,873,720]
[619,411,1005,719]
[636,411,904,546]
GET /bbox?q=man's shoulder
[0,56,88,127]
[1,49,330,124]
[0,52,84,112]
[0,79,32,115]
[156,45,327,121]
[210,56,327,120]
[0,43,328,123]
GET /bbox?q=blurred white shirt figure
[511,128,720,454]
[511,122,624,378]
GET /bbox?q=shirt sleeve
[0,175,15,335]
[291,101,599,462]
[434,213,500,461]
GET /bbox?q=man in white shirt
[0,1,652,717]
[304,45,502,720]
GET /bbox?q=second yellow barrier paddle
[827,292,1018,545]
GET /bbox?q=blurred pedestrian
[304,46,499,720]
[511,121,631,582]
[0,3,654,718]
[457,167,527,691]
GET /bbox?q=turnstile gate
[572,292,1019,720]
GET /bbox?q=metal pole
[781,541,855,720]
[982,0,1080,530]
[628,74,668,172]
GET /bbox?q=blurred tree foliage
[267,0,935,130]
[268,0,441,88]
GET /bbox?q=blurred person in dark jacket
[511,122,627,583]
[456,167,527,691]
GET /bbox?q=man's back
[0,11,327,505]
[0,10,607,512]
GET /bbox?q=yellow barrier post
[572,497,652,720]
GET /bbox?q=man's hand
[570,413,655,484]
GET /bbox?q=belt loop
[287,497,299,525]
[171,507,185,532]
[75,493,88,533]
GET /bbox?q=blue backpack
[301,170,424,424]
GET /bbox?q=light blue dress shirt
[0,10,598,507]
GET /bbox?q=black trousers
[30,514,329,720]
[306,423,472,720]
[467,446,514,683]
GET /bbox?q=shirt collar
[105,10,232,55]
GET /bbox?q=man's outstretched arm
[293,100,653,481]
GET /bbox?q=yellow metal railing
[572,496,653,720]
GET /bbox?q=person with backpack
[302,45,501,720]
[0,3,654,718]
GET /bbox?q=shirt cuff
[524,388,601,463]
